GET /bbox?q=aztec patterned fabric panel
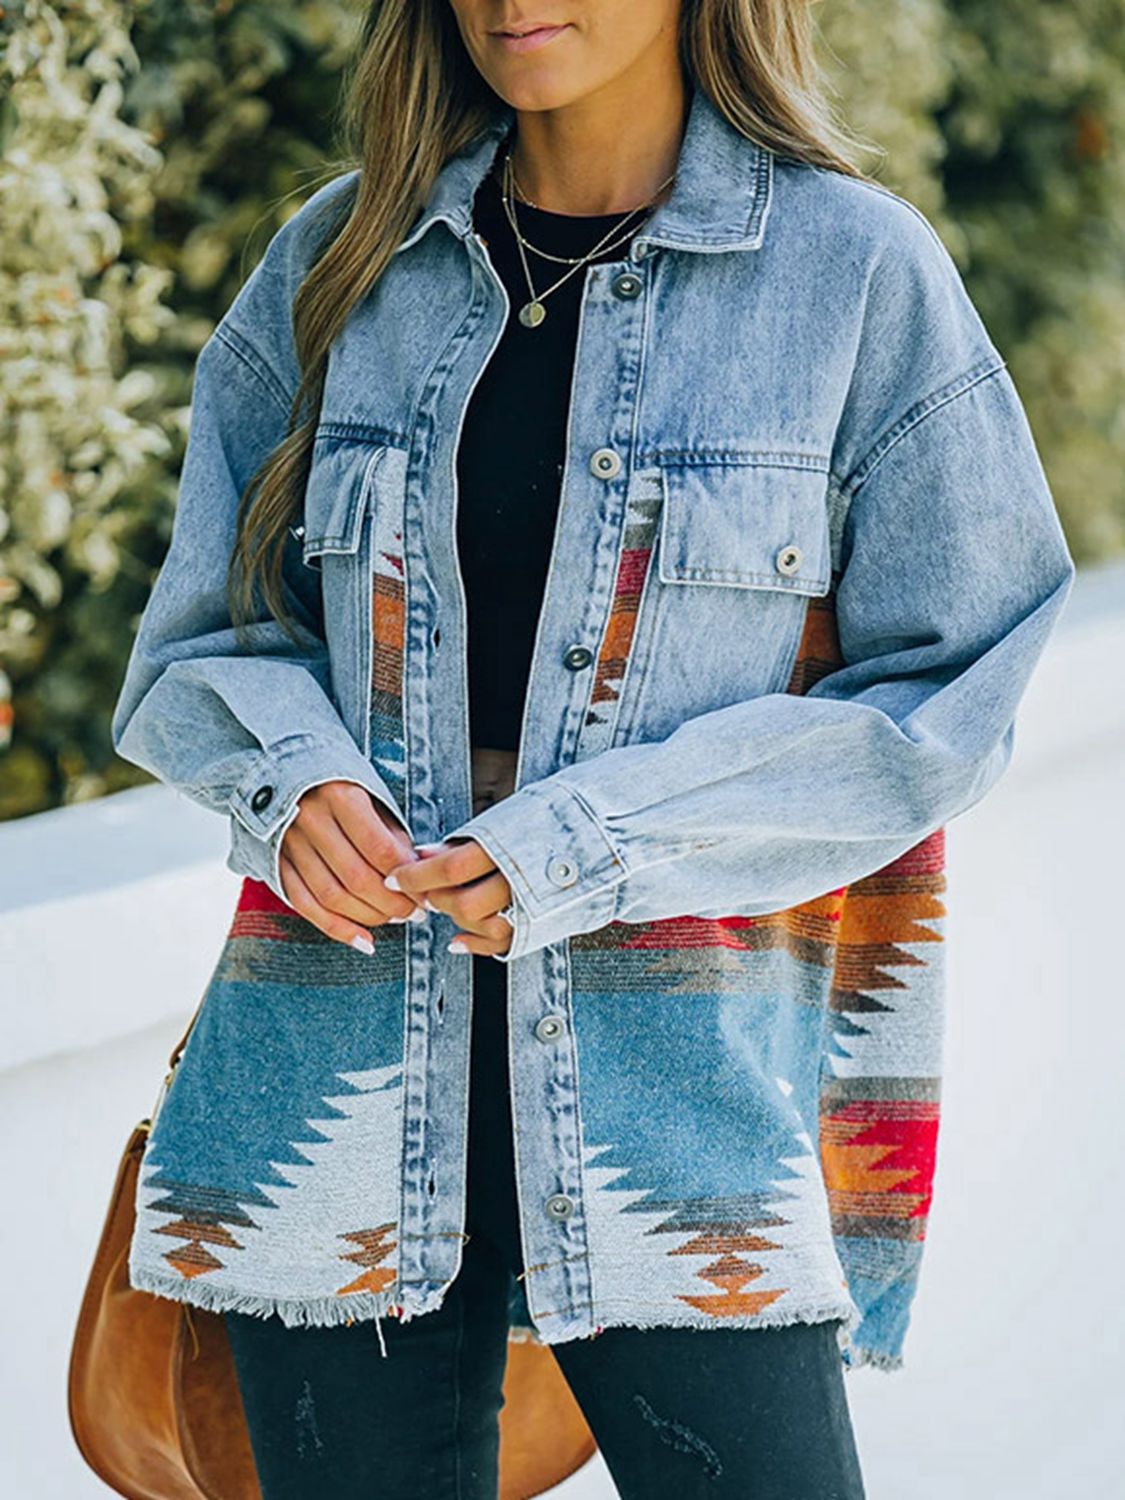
[130,553,943,1372]
[507,575,944,1368]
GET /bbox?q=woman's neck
[505,65,688,218]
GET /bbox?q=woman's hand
[384,838,514,958]
[278,781,426,952]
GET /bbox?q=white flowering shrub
[0,0,175,800]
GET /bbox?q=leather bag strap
[142,999,207,1132]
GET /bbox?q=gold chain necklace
[505,156,659,265]
[500,149,676,328]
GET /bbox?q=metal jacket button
[590,447,622,479]
[250,785,274,813]
[546,855,578,887]
[610,271,642,300]
[775,543,803,575]
[563,644,593,670]
[545,1193,574,1220]
[535,1014,566,1042]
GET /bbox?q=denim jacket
[112,85,1075,1371]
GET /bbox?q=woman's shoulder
[772,155,1003,424]
[771,153,955,271]
[762,156,1010,499]
[207,169,362,399]
[263,168,363,277]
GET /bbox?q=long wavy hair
[228,0,875,644]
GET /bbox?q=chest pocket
[607,456,833,744]
[287,437,390,757]
[657,456,832,596]
[296,438,387,568]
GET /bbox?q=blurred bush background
[1,0,1122,819]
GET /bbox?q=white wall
[2,558,1123,1499]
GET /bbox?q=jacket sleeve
[443,358,1076,963]
[111,300,409,907]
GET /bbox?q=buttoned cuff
[225,732,411,907]
[442,780,629,961]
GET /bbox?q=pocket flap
[298,440,387,563]
[658,459,832,596]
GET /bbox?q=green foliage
[1,0,1121,820]
[938,0,1125,561]
[0,0,177,816]
[0,0,361,817]
[121,0,360,331]
[818,0,957,227]
[824,0,1125,561]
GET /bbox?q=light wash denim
[113,85,1075,1369]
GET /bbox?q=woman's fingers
[277,781,425,943]
[447,919,513,958]
[385,836,497,901]
[279,849,393,953]
[296,782,419,902]
[328,783,418,876]
[281,823,414,926]
[424,871,511,932]
[278,794,515,955]
[423,873,514,956]
[386,840,514,955]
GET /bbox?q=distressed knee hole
[295,1378,325,1461]
[633,1392,723,1479]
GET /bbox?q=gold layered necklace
[499,147,676,328]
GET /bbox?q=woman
[110,1,1076,1496]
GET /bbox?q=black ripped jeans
[223,955,867,1499]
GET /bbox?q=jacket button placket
[508,949,596,1341]
[506,266,648,1341]
[396,254,512,1319]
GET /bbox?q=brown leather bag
[68,1017,597,1500]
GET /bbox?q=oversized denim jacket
[112,86,1076,1371]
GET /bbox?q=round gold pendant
[518,300,547,328]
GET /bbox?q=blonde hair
[229,0,873,642]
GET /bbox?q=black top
[455,155,638,751]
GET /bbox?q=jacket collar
[392,83,774,260]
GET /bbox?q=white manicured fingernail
[407,905,429,923]
[384,874,402,892]
[351,934,375,955]
[448,938,468,954]
[424,898,439,913]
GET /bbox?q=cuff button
[775,543,803,576]
[546,855,578,888]
[250,785,275,813]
